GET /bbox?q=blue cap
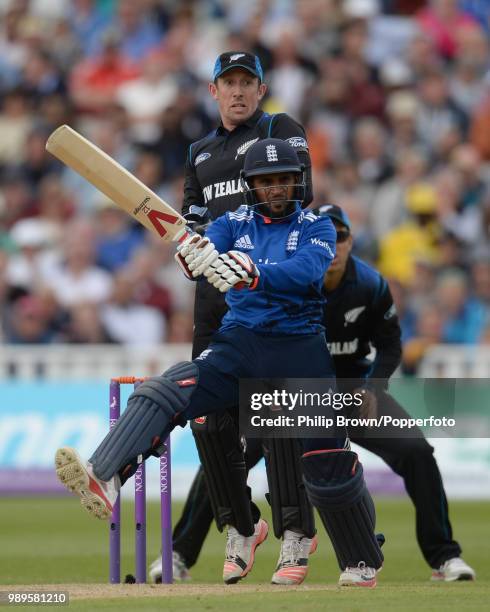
[317,204,351,230]
[213,51,263,82]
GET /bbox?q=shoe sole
[224,520,269,585]
[55,447,112,520]
[431,570,475,582]
[271,535,319,585]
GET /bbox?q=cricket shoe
[149,551,192,583]
[223,519,269,584]
[54,447,119,520]
[271,531,318,585]
[431,558,476,582]
[338,562,378,588]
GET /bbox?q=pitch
[1,498,487,611]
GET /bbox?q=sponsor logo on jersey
[384,303,397,320]
[344,306,366,326]
[235,137,259,159]
[286,136,308,149]
[195,152,211,166]
[286,230,299,251]
[230,53,245,61]
[327,338,359,355]
[310,237,334,258]
[194,416,207,424]
[266,144,278,162]
[234,234,254,250]
[203,179,243,203]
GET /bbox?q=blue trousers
[183,326,345,451]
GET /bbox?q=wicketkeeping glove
[204,250,260,293]
[175,233,219,280]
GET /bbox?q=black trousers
[173,390,461,569]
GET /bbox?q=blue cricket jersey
[205,205,336,335]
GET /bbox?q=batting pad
[91,362,198,482]
[302,449,384,570]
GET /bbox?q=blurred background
[0,0,489,499]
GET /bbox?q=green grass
[0,498,488,610]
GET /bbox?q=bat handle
[174,227,196,243]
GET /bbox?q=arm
[271,114,313,206]
[204,214,235,254]
[367,278,402,382]
[182,147,204,218]
[257,217,335,294]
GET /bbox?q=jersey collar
[216,108,264,135]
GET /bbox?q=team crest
[344,306,366,326]
[235,137,259,159]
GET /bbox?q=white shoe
[431,558,476,582]
[223,519,268,584]
[271,531,318,585]
[54,447,119,520]
[339,562,377,588]
[149,551,191,583]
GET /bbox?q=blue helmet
[239,138,306,217]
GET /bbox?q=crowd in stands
[1,0,489,374]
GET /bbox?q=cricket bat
[46,124,189,242]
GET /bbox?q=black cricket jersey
[182,108,313,356]
[323,255,402,382]
[182,108,312,220]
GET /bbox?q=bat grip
[175,227,196,243]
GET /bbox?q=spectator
[0,88,33,166]
[435,268,487,343]
[128,247,173,322]
[93,197,144,272]
[65,302,113,344]
[415,0,479,60]
[42,219,113,308]
[351,117,393,184]
[93,0,163,63]
[378,183,440,284]
[116,50,178,145]
[69,29,140,115]
[6,216,59,291]
[370,146,429,240]
[449,25,489,115]
[100,269,166,345]
[3,294,58,344]
[402,300,445,374]
[416,69,468,158]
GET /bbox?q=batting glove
[175,233,220,280]
[204,250,260,293]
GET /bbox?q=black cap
[317,204,351,230]
[213,51,264,82]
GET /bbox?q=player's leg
[262,334,384,587]
[55,352,238,520]
[263,438,318,585]
[353,391,475,582]
[301,441,384,587]
[191,414,268,584]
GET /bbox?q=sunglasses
[336,229,350,243]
